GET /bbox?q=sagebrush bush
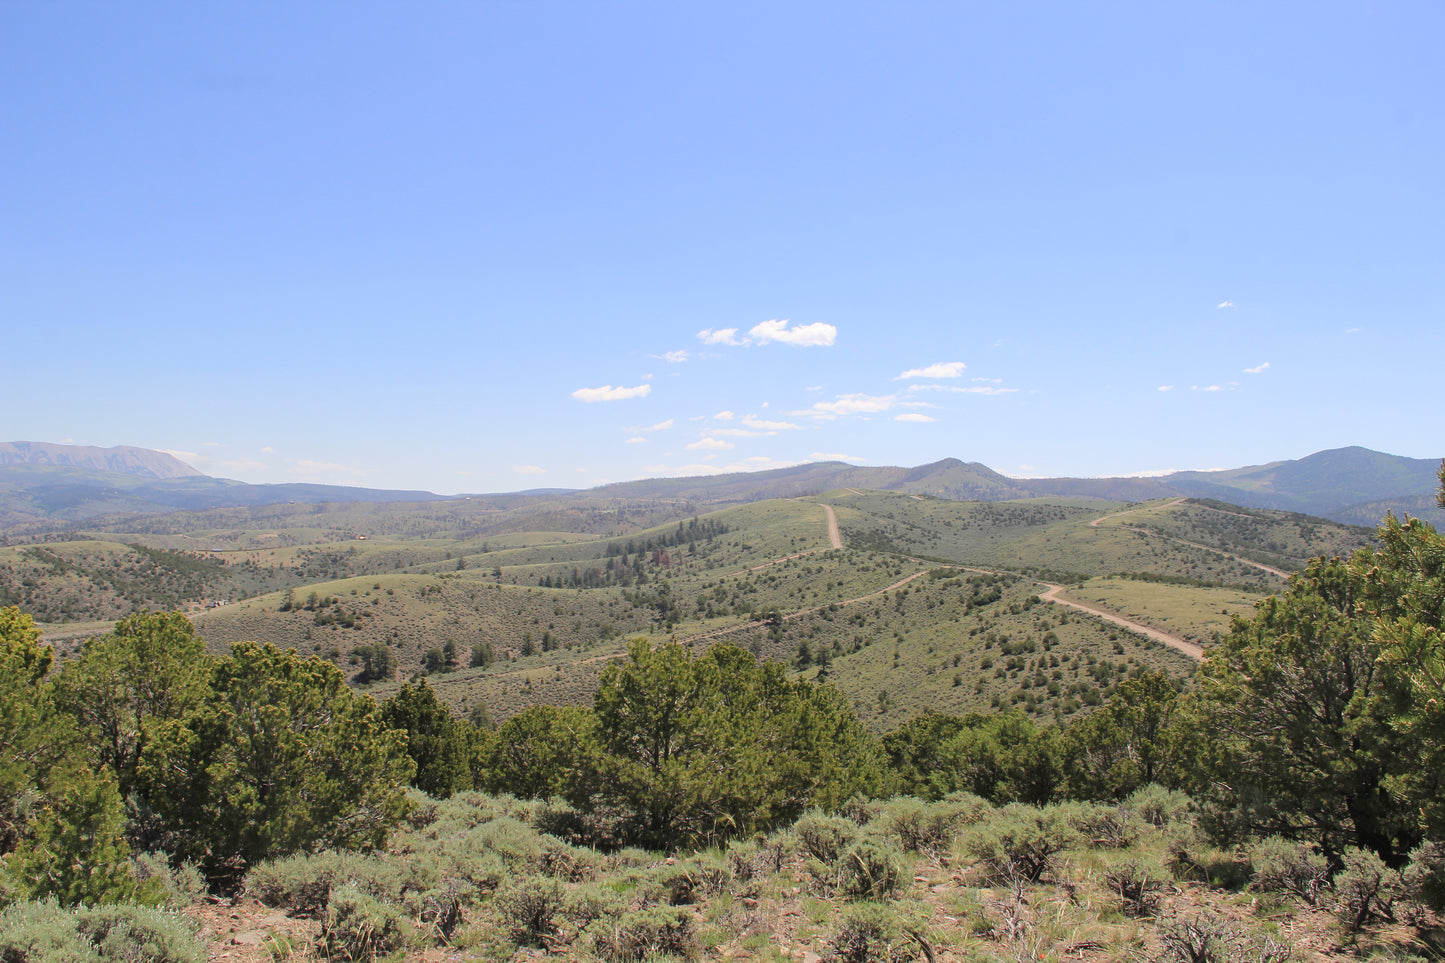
[494,876,568,946]
[1124,784,1192,828]
[318,884,407,963]
[246,851,401,919]
[826,902,925,963]
[794,811,859,864]
[470,816,543,869]
[1333,848,1405,931]
[539,834,605,882]
[1250,837,1330,906]
[1403,840,1445,912]
[585,906,695,962]
[1102,858,1163,917]
[1072,803,1139,849]
[959,805,1079,884]
[836,840,906,901]
[0,900,206,963]
[876,797,982,855]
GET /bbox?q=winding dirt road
[1035,582,1204,660]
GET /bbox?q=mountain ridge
[1,441,1439,530]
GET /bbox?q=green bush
[538,834,605,882]
[1102,858,1163,917]
[959,805,1079,884]
[794,811,859,864]
[1071,803,1139,849]
[836,840,906,901]
[1403,840,1445,912]
[1250,837,1330,906]
[246,851,400,919]
[876,797,982,854]
[318,884,407,963]
[494,876,567,946]
[1123,783,1192,828]
[0,900,205,963]
[470,816,542,869]
[1332,848,1405,931]
[826,902,927,963]
[585,906,695,962]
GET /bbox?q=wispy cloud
[1158,385,1174,392]
[907,384,1018,396]
[897,361,965,380]
[1192,383,1239,392]
[792,393,896,420]
[811,452,862,462]
[651,349,689,363]
[707,428,771,438]
[513,465,547,474]
[895,413,936,423]
[1244,361,1270,374]
[572,383,652,403]
[162,449,204,467]
[713,410,735,421]
[1217,300,1236,309]
[625,437,646,444]
[697,327,742,345]
[748,319,836,346]
[685,437,734,451]
[626,419,673,432]
[741,415,800,431]
[699,320,837,348]
[220,458,268,471]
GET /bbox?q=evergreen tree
[380,680,472,798]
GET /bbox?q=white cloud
[748,319,836,346]
[572,383,652,403]
[1218,300,1236,309]
[656,350,689,363]
[811,452,862,462]
[708,428,770,438]
[513,465,547,474]
[1345,327,1361,334]
[1191,384,1239,392]
[697,327,742,345]
[804,385,822,393]
[907,384,1018,396]
[625,437,646,444]
[626,419,673,432]
[685,437,735,451]
[792,393,897,419]
[1244,361,1270,374]
[261,446,274,453]
[897,361,966,380]
[162,449,204,467]
[713,410,735,421]
[203,441,220,447]
[741,415,800,431]
[895,413,936,423]
[1158,385,1174,392]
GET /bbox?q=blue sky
[4,2,1441,494]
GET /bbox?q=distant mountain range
[0,441,1439,530]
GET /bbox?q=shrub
[1102,859,1163,917]
[826,902,927,963]
[317,884,407,963]
[1251,837,1331,906]
[1332,848,1405,931]
[877,797,983,855]
[959,806,1079,884]
[1403,840,1445,913]
[1124,784,1192,828]
[130,853,207,908]
[494,877,567,946]
[246,851,400,919]
[470,816,542,869]
[1156,913,1288,963]
[0,900,206,963]
[538,835,605,882]
[1072,803,1138,849]
[585,906,695,962]
[836,841,906,901]
[794,811,859,864]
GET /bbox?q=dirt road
[1036,582,1204,660]
[822,504,843,549]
